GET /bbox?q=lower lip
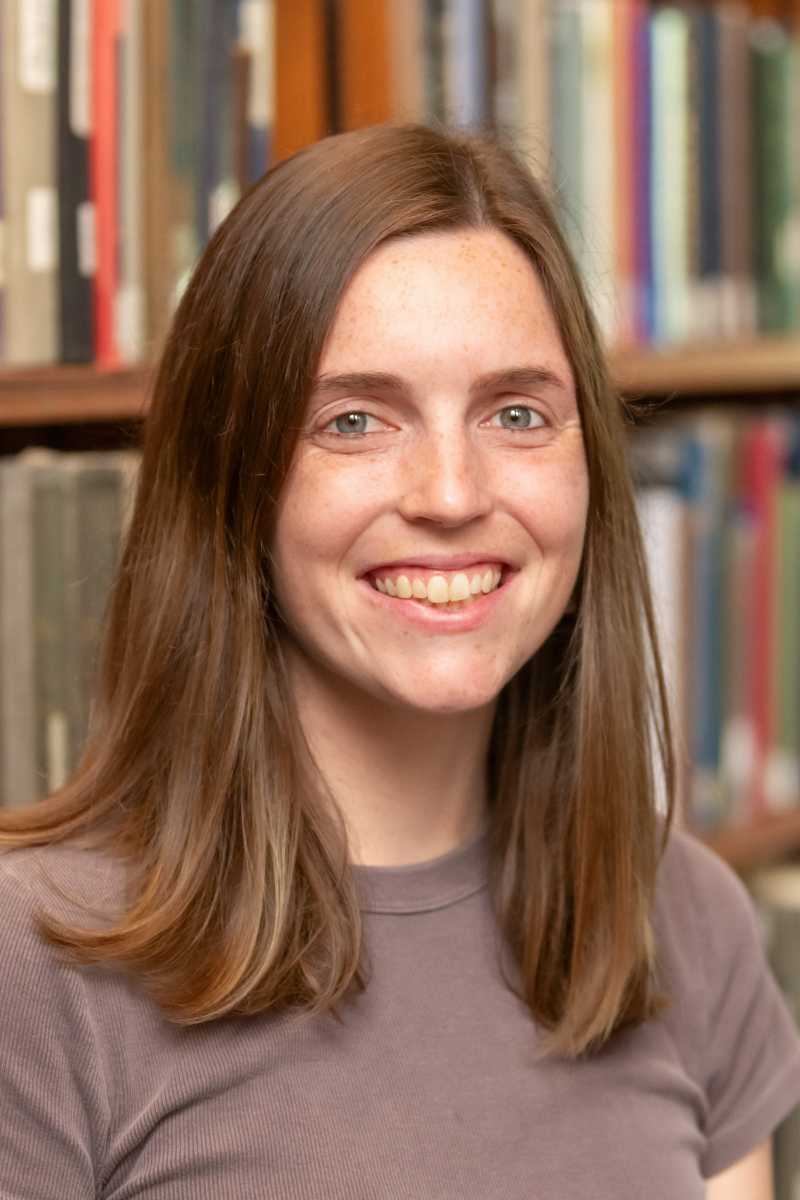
[358,570,516,632]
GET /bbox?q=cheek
[513,465,589,555]
[272,458,386,574]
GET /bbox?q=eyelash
[316,404,548,439]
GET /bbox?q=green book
[750,20,799,333]
[61,452,125,773]
[0,451,48,807]
[31,456,71,796]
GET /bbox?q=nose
[396,428,493,527]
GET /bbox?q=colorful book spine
[91,0,120,366]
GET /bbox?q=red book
[739,417,785,818]
[90,0,120,366]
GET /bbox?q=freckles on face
[269,226,590,711]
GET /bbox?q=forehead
[318,227,573,384]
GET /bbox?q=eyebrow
[309,365,572,401]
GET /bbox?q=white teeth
[371,566,503,605]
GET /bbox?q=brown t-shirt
[1,824,800,1198]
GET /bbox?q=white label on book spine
[70,0,92,137]
[116,284,144,361]
[26,187,57,273]
[19,0,57,94]
[239,0,273,126]
[209,180,238,235]
[77,200,96,277]
[47,710,69,791]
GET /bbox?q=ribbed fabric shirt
[2,824,800,1198]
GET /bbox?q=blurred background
[2,0,800,1187]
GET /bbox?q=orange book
[91,0,120,366]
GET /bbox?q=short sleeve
[682,837,800,1178]
[0,854,109,1198]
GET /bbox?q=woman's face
[270,227,589,716]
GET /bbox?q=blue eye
[328,412,374,436]
[318,404,546,438]
[493,405,544,430]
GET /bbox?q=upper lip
[362,554,515,574]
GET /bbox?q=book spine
[548,0,583,273]
[0,455,41,806]
[91,0,120,365]
[237,0,273,179]
[579,0,617,345]
[632,0,653,343]
[650,6,690,345]
[696,4,723,341]
[57,0,94,362]
[442,0,490,129]
[116,0,145,362]
[32,461,71,793]
[2,0,59,364]
[750,19,795,333]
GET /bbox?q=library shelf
[0,336,798,429]
[0,355,797,875]
[0,364,152,426]
[609,334,800,398]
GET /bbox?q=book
[2,0,59,364]
[91,0,120,366]
[57,0,94,363]
[0,451,44,806]
[750,18,799,333]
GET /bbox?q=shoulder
[651,822,800,1178]
[652,822,759,969]
[648,821,768,1066]
[655,821,747,905]
[0,839,129,949]
[0,844,118,1189]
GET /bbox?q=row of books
[0,0,273,368]
[0,411,796,827]
[633,407,800,834]
[7,1,800,371]
[0,447,139,809]
[392,0,800,347]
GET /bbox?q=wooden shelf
[696,811,800,875]
[609,334,800,397]
[0,365,152,425]
[0,337,798,428]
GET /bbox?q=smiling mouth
[361,566,517,611]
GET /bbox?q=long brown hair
[0,123,675,1060]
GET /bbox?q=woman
[1,123,798,1198]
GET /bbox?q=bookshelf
[0,366,150,427]
[611,336,800,399]
[0,335,798,431]
[1,1,799,877]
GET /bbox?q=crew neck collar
[351,823,490,915]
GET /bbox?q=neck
[284,648,495,868]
